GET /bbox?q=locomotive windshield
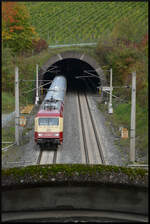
[38,118,59,126]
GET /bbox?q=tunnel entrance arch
[39,51,106,97]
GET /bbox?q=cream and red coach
[34,76,66,145]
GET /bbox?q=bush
[96,15,148,104]
[32,39,48,54]
[96,17,148,155]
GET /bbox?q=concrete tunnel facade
[38,51,107,98]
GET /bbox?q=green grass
[112,101,148,156]
[113,102,131,127]
[98,99,148,161]
[136,104,148,152]
[25,1,148,45]
[2,92,15,113]
[2,123,15,148]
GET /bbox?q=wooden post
[130,72,136,162]
[15,66,20,145]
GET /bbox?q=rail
[77,89,105,164]
[36,145,58,165]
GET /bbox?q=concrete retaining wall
[2,184,148,222]
[2,164,148,222]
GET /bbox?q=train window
[38,118,59,126]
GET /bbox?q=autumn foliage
[32,39,48,54]
[2,2,38,53]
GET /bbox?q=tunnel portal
[40,51,106,95]
[43,58,99,92]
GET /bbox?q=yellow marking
[21,105,34,114]
[38,126,60,133]
[59,117,63,132]
[35,117,63,133]
[35,118,38,131]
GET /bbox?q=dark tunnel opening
[43,58,100,93]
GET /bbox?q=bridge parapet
[2,164,148,222]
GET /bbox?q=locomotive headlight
[38,133,43,137]
[54,133,59,137]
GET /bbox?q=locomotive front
[34,76,66,146]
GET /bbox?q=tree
[2,2,39,53]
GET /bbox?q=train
[34,75,67,146]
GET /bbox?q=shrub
[32,39,48,54]
[96,17,148,155]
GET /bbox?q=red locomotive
[34,76,67,146]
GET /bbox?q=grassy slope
[26,2,148,45]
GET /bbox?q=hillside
[2,1,148,161]
[26,1,148,45]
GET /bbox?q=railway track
[77,91,106,164]
[35,81,106,165]
[36,91,106,165]
[37,145,59,165]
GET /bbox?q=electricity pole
[130,72,136,162]
[15,66,20,145]
[108,68,113,114]
[35,64,39,105]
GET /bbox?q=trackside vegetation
[2,164,148,187]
